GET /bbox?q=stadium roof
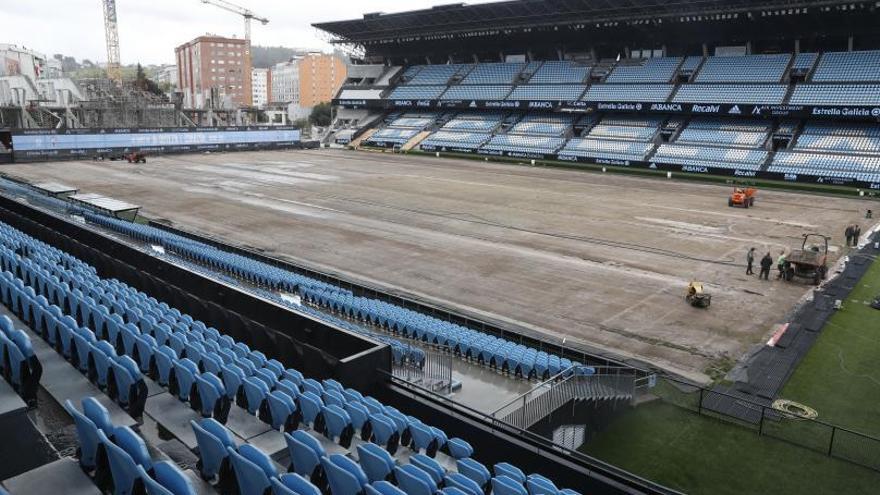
[314,0,867,44]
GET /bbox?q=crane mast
[102,0,123,83]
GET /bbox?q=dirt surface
[4,149,876,381]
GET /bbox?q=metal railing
[392,345,454,394]
[492,367,640,430]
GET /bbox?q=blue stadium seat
[494,462,526,484]
[271,473,322,495]
[191,418,236,482]
[445,438,473,460]
[444,473,483,495]
[457,458,491,491]
[493,475,529,495]
[101,428,147,495]
[227,445,276,495]
[356,442,395,483]
[410,454,444,485]
[284,430,325,480]
[194,371,230,422]
[267,390,299,432]
[365,480,406,495]
[64,399,103,471]
[394,464,437,495]
[82,396,114,435]
[139,460,196,495]
[323,454,369,495]
[323,404,354,448]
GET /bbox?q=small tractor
[728,187,756,208]
[125,152,147,163]
[783,233,829,285]
[685,281,712,308]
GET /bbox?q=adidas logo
[649,163,658,169]
[469,101,477,108]
[728,105,741,115]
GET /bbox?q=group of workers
[746,247,786,280]
[844,224,862,247]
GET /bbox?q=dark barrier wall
[336,97,880,123]
[0,196,390,390]
[373,379,676,495]
[10,125,301,162]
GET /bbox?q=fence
[392,346,454,394]
[652,376,880,473]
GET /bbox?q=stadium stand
[606,57,682,83]
[440,85,514,100]
[441,113,504,132]
[461,62,526,84]
[403,64,473,85]
[420,130,493,151]
[0,315,41,406]
[694,53,791,83]
[672,84,787,104]
[676,118,771,147]
[506,84,587,101]
[528,61,591,84]
[557,138,653,162]
[0,212,586,495]
[582,84,674,102]
[387,85,447,100]
[653,144,768,170]
[794,122,880,154]
[811,50,880,82]
[482,134,567,155]
[788,84,880,105]
[508,114,575,137]
[769,151,880,182]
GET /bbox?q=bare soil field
[4,149,875,381]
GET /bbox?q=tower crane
[200,0,269,42]
[101,0,123,83]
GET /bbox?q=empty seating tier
[557,138,652,161]
[365,128,420,145]
[442,114,504,132]
[528,61,591,84]
[653,144,768,170]
[672,84,787,104]
[387,86,447,100]
[440,85,513,101]
[506,85,587,101]
[812,50,880,82]
[694,53,791,83]
[770,151,880,182]
[460,63,525,84]
[403,64,472,85]
[788,84,880,106]
[588,124,657,142]
[508,115,575,137]
[482,135,566,154]
[606,57,682,83]
[582,84,674,102]
[419,131,492,150]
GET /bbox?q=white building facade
[251,68,269,108]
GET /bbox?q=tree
[293,118,309,129]
[133,63,165,96]
[309,102,332,127]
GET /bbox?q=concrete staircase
[348,128,377,149]
[400,130,432,151]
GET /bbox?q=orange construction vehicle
[728,187,756,208]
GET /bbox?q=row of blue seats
[301,287,581,380]
[82,211,425,367]
[0,219,585,495]
[0,313,40,405]
[192,416,582,495]
[66,397,197,495]
[0,220,484,483]
[82,212,581,381]
[0,226,451,460]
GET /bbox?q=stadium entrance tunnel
[0,194,390,391]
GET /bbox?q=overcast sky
[3,0,504,65]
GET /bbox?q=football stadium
[1,1,880,495]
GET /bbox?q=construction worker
[854,224,862,246]
[845,225,854,247]
[776,250,787,279]
[760,252,773,280]
[746,247,756,275]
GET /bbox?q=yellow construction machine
[685,281,712,308]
